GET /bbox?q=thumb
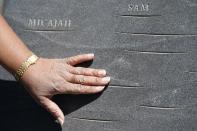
[40,97,65,125]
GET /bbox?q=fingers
[57,53,111,95]
[39,97,64,126]
[68,73,110,86]
[64,83,106,94]
[65,53,94,66]
[69,66,107,77]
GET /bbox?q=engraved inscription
[28,18,72,28]
[128,3,149,12]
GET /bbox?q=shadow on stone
[0,79,62,130]
[53,92,102,116]
[0,78,102,130]
[75,60,93,68]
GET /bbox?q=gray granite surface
[0,0,4,13]
[0,0,197,131]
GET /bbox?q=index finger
[65,54,94,66]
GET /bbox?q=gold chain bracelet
[14,54,39,81]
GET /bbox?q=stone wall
[0,0,197,130]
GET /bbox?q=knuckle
[79,76,85,84]
[67,66,75,74]
[73,56,79,61]
[76,67,83,74]
[67,57,75,64]
[69,58,75,63]
[52,86,60,94]
[80,68,85,74]
[64,58,70,64]
[51,109,59,114]
[55,85,65,94]
[87,68,93,75]
[51,78,65,94]
[80,85,87,93]
[74,70,80,74]
[72,75,85,84]
[75,76,80,83]
[95,77,100,83]
[95,70,101,76]
[69,74,76,82]
[51,80,68,95]
[76,84,82,92]
[92,69,97,75]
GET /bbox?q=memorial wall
[0,0,197,130]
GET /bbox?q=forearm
[0,14,33,75]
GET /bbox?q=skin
[0,14,110,125]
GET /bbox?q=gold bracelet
[14,54,39,81]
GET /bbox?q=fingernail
[102,77,110,82]
[55,117,64,126]
[98,70,106,75]
[96,86,105,90]
[88,53,94,57]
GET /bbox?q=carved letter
[142,4,149,11]
[48,19,53,27]
[128,4,133,11]
[68,19,71,28]
[54,19,57,28]
[57,20,63,27]
[37,19,44,26]
[28,19,36,27]
[134,5,139,11]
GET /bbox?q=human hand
[20,53,110,125]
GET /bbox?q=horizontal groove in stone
[113,14,161,18]
[109,85,145,89]
[124,50,187,55]
[115,32,197,37]
[67,117,127,123]
[139,105,185,110]
[184,71,197,74]
[23,29,76,33]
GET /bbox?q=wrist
[20,57,46,85]
[14,54,39,81]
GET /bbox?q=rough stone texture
[0,0,197,131]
